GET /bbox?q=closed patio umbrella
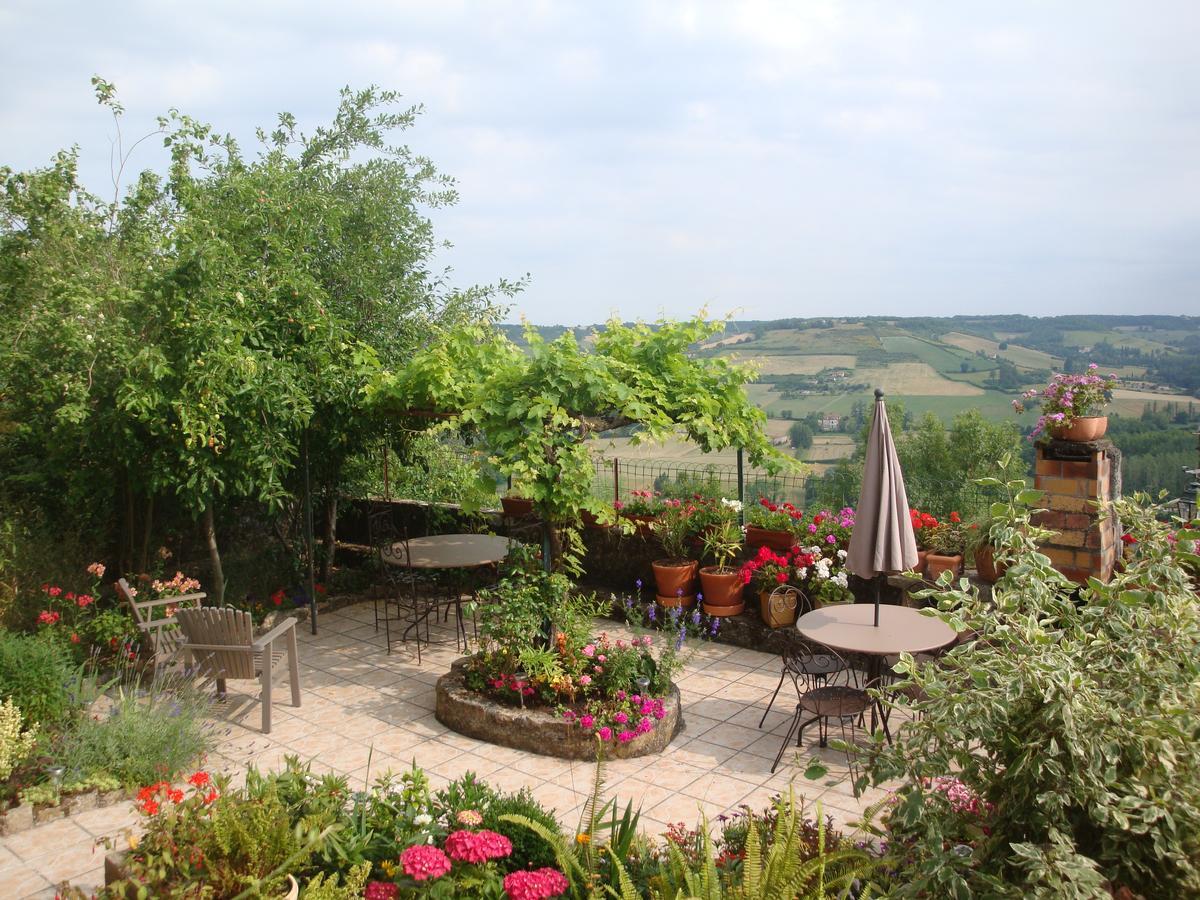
[846,389,919,626]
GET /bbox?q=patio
[2,599,896,898]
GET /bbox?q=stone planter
[436,659,681,760]
[914,550,928,576]
[745,525,795,551]
[0,785,132,836]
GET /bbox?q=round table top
[796,604,956,657]
[385,534,512,569]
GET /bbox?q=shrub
[114,772,326,897]
[865,482,1200,897]
[0,630,77,726]
[55,680,212,786]
[0,699,36,782]
[484,787,562,873]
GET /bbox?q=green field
[748,383,1030,425]
[878,334,987,372]
[940,331,1061,371]
[1061,330,1174,354]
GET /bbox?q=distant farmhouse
[818,413,842,432]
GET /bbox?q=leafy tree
[369,316,795,569]
[788,421,814,450]
[0,81,508,601]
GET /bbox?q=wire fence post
[736,448,745,527]
[613,457,620,505]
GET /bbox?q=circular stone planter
[436,659,682,760]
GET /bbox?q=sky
[2,1,1198,325]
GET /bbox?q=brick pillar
[1033,438,1122,584]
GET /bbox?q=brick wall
[1033,439,1121,583]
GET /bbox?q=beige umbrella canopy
[846,389,919,626]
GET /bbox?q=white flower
[721,498,743,512]
[413,813,432,826]
[837,549,848,560]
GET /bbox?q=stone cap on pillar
[1043,437,1115,461]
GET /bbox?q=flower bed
[436,659,681,759]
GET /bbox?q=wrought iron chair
[770,643,874,781]
[367,505,432,660]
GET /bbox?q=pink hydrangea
[399,844,452,881]
[617,730,635,743]
[444,828,513,864]
[503,867,570,900]
[597,726,612,741]
[580,714,594,729]
[582,644,595,657]
[365,882,398,900]
[579,674,592,686]
[613,711,628,724]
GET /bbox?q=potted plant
[615,489,661,537]
[1013,363,1119,442]
[745,497,802,550]
[909,508,939,575]
[925,512,969,580]
[500,486,534,519]
[699,508,745,616]
[969,514,1006,584]
[651,500,698,606]
[738,545,803,625]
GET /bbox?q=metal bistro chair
[116,577,205,676]
[770,643,873,780]
[368,506,432,660]
[174,607,301,734]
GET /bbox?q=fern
[603,847,643,900]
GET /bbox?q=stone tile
[695,722,764,751]
[680,773,759,810]
[686,696,750,722]
[3,816,90,861]
[0,861,52,897]
[676,673,731,696]
[72,802,140,838]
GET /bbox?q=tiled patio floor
[1,599,896,897]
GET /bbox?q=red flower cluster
[738,544,816,590]
[443,828,513,864]
[136,781,184,816]
[910,508,939,531]
[37,610,60,625]
[399,843,452,881]
[488,673,536,697]
[365,883,399,900]
[502,867,570,900]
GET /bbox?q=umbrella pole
[874,574,881,627]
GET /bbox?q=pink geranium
[503,867,570,900]
[444,828,513,864]
[399,844,452,881]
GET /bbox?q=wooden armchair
[173,607,301,734]
[116,577,205,675]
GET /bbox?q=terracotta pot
[580,509,604,530]
[925,553,964,581]
[657,592,697,609]
[1049,415,1108,442]
[702,597,744,617]
[501,496,534,518]
[915,550,928,575]
[699,566,744,607]
[745,525,795,551]
[652,559,698,599]
[622,513,657,538]
[759,587,801,628]
[974,544,1007,583]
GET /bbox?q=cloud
[0,0,1197,323]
